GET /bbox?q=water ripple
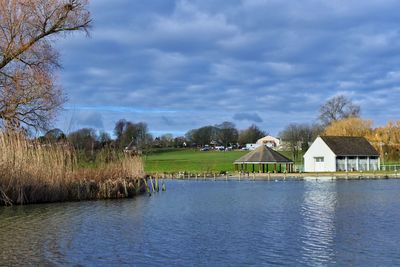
[1,180,400,266]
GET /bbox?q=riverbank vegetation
[0,133,144,206]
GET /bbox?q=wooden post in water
[162,180,166,191]
[136,179,141,194]
[155,178,159,192]
[149,176,155,192]
[214,173,216,181]
[123,180,128,197]
[144,179,151,196]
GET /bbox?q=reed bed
[0,133,145,206]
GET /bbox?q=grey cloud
[74,111,104,130]
[54,0,400,136]
[233,113,263,123]
[161,116,177,126]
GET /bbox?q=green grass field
[143,148,400,174]
[144,149,246,173]
[143,149,302,173]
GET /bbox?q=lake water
[1,179,400,266]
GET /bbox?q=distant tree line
[36,119,269,162]
[36,95,362,163]
[37,94,399,163]
[185,122,266,148]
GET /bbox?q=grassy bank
[144,149,303,173]
[144,149,247,173]
[144,148,400,175]
[0,133,145,206]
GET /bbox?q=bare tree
[279,124,301,161]
[0,0,91,130]
[238,124,266,145]
[279,123,322,161]
[216,121,238,148]
[319,95,360,125]
[113,119,151,150]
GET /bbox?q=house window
[315,157,324,162]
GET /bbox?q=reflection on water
[1,179,400,266]
[300,181,337,265]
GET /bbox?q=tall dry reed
[0,133,145,205]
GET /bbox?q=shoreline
[0,177,148,206]
[148,171,400,181]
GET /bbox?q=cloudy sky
[55,0,400,137]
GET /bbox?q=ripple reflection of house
[256,135,281,149]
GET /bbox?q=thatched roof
[321,136,379,156]
[234,145,293,164]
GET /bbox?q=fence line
[380,165,400,171]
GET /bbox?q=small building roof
[256,135,279,142]
[320,136,379,156]
[234,145,293,164]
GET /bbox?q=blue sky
[55,0,400,137]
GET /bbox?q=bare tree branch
[0,0,91,131]
[319,95,360,126]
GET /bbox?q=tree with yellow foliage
[323,117,373,137]
[373,121,400,161]
[324,118,400,161]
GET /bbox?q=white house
[256,135,281,149]
[245,143,261,150]
[304,136,380,172]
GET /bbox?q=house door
[314,157,325,172]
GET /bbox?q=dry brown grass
[0,132,145,205]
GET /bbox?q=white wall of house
[304,137,337,172]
